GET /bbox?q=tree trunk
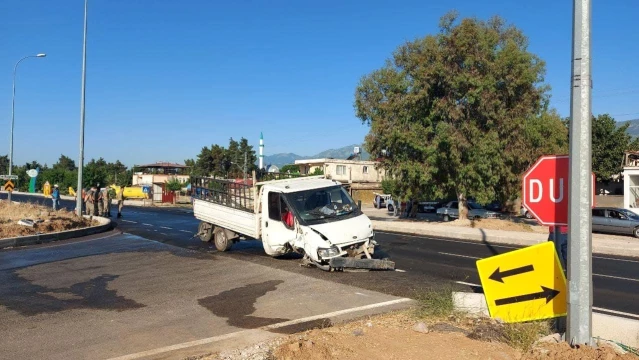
[457,193,468,221]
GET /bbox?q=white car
[520,206,533,219]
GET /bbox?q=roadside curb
[0,216,112,249]
[453,291,639,348]
[371,220,639,258]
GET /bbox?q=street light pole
[567,0,593,346]
[76,0,88,216]
[8,54,46,202]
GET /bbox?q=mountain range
[264,144,370,168]
[263,119,639,168]
[618,119,639,137]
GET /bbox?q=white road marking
[159,226,172,230]
[394,269,407,273]
[593,273,639,282]
[30,232,122,249]
[142,223,153,226]
[120,220,137,224]
[439,252,481,260]
[179,230,191,233]
[107,298,412,360]
[455,281,482,287]
[592,307,639,320]
[593,256,639,264]
[376,231,519,249]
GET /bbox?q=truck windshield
[285,185,361,224]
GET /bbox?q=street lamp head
[36,53,47,57]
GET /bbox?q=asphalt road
[4,192,639,319]
[0,230,407,360]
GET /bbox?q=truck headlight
[317,246,340,258]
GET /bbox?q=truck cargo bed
[191,176,259,239]
[193,199,259,239]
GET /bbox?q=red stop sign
[522,155,595,226]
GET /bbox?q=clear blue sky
[2,0,638,168]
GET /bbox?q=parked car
[520,206,534,219]
[592,207,639,238]
[482,201,502,212]
[436,201,500,221]
[373,193,392,209]
[417,201,441,213]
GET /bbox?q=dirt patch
[523,342,637,360]
[272,312,520,360]
[0,201,95,239]
[205,311,635,360]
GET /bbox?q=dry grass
[414,286,457,319]
[0,201,94,239]
[502,321,553,352]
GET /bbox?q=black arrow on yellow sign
[4,181,14,192]
[489,264,535,283]
[494,286,560,306]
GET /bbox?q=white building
[623,151,639,214]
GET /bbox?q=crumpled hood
[308,213,373,246]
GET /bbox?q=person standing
[102,188,111,217]
[117,186,125,218]
[51,184,60,211]
[85,186,96,216]
[97,188,105,216]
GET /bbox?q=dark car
[417,201,441,213]
[483,201,502,212]
[592,207,639,238]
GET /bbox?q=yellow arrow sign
[476,241,566,323]
[3,180,14,192]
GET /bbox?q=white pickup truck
[191,175,394,271]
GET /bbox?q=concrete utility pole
[8,53,46,202]
[76,0,88,216]
[567,0,593,346]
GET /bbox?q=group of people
[76,185,125,218]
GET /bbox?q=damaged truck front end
[292,202,395,271]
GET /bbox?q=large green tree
[189,138,258,179]
[591,114,639,181]
[355,13,565,219]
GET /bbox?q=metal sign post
[567,0,593,346]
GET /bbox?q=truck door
[261,191,297,256]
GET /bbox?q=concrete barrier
[453,292,639,348]
[0,215,112,249]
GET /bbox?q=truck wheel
[214,228,233,252]
[198,222,213,242]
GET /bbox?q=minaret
[259,132,264,170]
